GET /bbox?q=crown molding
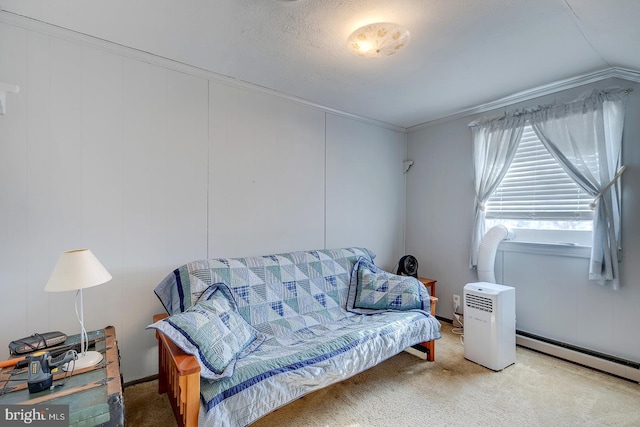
[407,67,640,133]
[0,10,406,133]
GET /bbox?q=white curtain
[469,115,526,268]
[530,88,627,289]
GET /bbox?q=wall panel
[165,71,209,264]
[0,23,28,338]
[120,59,171,379]
[78,45,124,338]
[25,31,52,335]
[0,22,210,380]
[405,119,476,308]
[325,114,406,270]
[208,82,325,258]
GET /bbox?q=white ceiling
[1,0,639,128]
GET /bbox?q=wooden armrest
[157,331,201,376]
[154,313,200,427]
[153,313,169,322]
[429,296,438,317]
[153,313,200,377]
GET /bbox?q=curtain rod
[469,87,632,128]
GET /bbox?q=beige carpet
[124,323,640,426]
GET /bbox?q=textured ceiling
[1,0,639,128]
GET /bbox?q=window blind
[485,125,594,221]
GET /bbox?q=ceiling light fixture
[347,22,410,58]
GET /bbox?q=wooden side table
[0,326,124,426]
[418,277,436,298]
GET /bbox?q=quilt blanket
[155,247,376,329]
[154,247,441,427]
[199,309,440,427]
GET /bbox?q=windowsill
[498,241,591,259]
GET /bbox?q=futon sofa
[150,247,440,427]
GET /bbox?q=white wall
[0,18,407,381]
[406,77,640,363]
[208,83,326,258]
[325,114,407,271]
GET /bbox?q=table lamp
[45,249,112,370]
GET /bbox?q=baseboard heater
[516,330,640,383]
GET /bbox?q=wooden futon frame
[153,295,438,427]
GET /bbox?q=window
[485,125,593,245]
[470,89,626,287]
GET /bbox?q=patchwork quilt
[154,248,441,427]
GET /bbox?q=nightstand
[0,326,124,426]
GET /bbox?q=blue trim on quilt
[154,288,171,315]
[204,324,396,412]
[174,269,185,313]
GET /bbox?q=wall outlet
[453,294,461,313]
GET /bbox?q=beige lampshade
[45,249,112,292]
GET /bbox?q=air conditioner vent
[466,293,493,313]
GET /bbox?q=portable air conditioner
[463,282,516,371]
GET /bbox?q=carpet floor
[124,322,640,426]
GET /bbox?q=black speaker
[396,255,418,278]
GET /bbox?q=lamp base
[63,350,103,371]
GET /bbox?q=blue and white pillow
[147,283,265,380]
[347,257,426,314]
